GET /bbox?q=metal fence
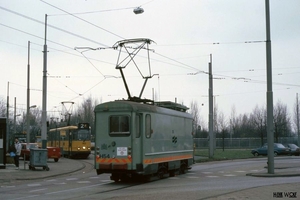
[194,137,299,149]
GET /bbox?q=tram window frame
[145,114,151,138]
[136,114,141,138]
[109,115,130,136]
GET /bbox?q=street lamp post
[208,54,214,158]
[13,97,21,136]
[41,14,48,149]
[26,40,37,145]
[26,105,36,145]
[6,82,9,150]
[265,0,274,174]
[13,114,21,136]
[26,41,31,145]
[13,111,21,145]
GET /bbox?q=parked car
[251,143,291,156]
[20,143,61,162]
[47,146,61,162]
[20,143,39,160]
[284,144,300,156]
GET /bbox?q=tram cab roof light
[133,7,144,14]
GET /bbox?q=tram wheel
[169,170,175,177]
[111,174,120,182]
[179,163,187,174]
[157,167,166,179]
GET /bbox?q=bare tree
[230,105,237,138]
[217,111,228,151]
[273,100,291,142]
[293,93,300,145]
[213,102,219,134]
[72,95,101,139]
[233,113,252,138]
[250,105,266,146]
[0,97,6,117]
[189,100,205,138]
[189,100,200,127]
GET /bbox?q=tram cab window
[109,115,130,136]
[77,130,90,140]
[145,114,151,138]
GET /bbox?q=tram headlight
[77,147,81,150]
[83,146,86,150]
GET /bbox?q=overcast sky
[1,0,300,126]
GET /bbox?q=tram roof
[49,125,78,132]
[155,101,189,112]
[95,100,192,118]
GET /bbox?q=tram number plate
[100,154,110,158]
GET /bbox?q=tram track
[54,156,176,199]
[62,182,144,199]
[74,159,95,174]
[63,171,175,199]
[60,158,165,199]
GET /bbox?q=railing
[194,137,299,149]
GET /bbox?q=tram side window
[109,116,130,136]
[61,130,66,141]
[145,114,151,138]
[72,131,76,140]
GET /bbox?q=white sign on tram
[117,147,128,156]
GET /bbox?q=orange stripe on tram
[96,158,131,164]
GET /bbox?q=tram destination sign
[78,123,89,129]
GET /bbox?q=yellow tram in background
[48,123,91,158]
